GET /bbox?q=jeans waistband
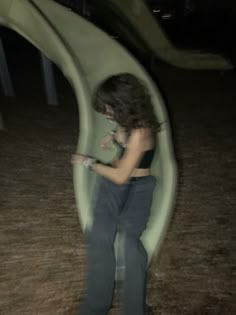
[129,175,156,182]
[129,176,147,181]
[100,175,156,187]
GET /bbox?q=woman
[72,73,160,315]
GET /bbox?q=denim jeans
[78,175,156,315]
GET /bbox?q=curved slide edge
[0,0,178,264]
[109,0,233,70]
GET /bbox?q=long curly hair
[93,73,160,133]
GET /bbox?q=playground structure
[1,0,233,104]
[0,0,176,265]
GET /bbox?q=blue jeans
[79,175,156,315]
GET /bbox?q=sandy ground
[0,59,235,314]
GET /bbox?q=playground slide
[0,0,177,263]
[106,0,233,70]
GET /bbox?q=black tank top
[115,140,156,169]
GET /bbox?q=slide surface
[0,0,177,263]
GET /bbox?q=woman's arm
[111,159,120,167]
[91,163,122,184]
[72,129,147,185]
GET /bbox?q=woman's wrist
[82,157,97,171]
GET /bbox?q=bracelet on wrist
[82,158,97,171]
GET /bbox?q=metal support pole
[0,38,14,97]
[40,52,58,106]
[0,112,5,130]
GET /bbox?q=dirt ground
[0,61,235,315]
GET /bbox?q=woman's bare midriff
[130,168,151,177]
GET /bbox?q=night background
[0,0,235,314]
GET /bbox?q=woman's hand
[71,153,87,165]
[115,127,127,146]
[99,127,127,150]
[100,134,114,150]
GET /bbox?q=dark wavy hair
[93,73,160,133]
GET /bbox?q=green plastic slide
[108,0,233,70]
[0,0,177,263]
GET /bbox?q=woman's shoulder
[129,128,155,150]
[118,126,153,147]
[131,127,153,137]
[129,128,152,144]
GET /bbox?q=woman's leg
[119,177,156,315]
[79,218,117,315]
[79,178,131,315]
